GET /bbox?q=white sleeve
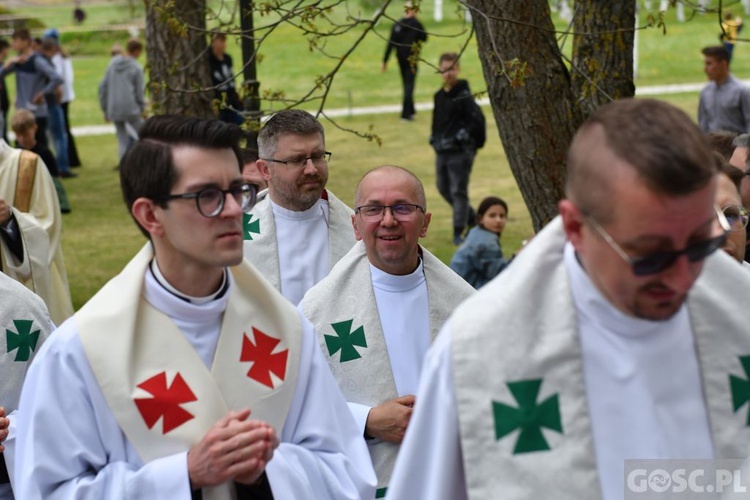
[348,402,372,437]
[14,324,192,500]
[387,320,468,500]
[266,314,377,499]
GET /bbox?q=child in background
[11,109,71,213]
[450,196,509,288]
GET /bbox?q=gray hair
[257,109,325,158]
[732,133,750,149]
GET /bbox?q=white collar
[270,197,327,223]
[149,259,228,305]
[370,258,425,292]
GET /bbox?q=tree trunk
[145,0,215,117]
[571,1,636,115]
[466,0,636,231]
[467,0,583,230]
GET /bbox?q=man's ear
[351,214,363,241]
[257,159,272,182]
[132,198,165,238]
[559,199,585,251]
[420,212,431,238]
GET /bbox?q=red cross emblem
[134,372,197,434]
[240,327,288,389]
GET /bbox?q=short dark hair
[439,52,459,67]
[11,29,30,42]
[713,152,744,191]
[567,98,715,220]
[126,38,143,54]
[120,115,244,237]
[0,39,10,52]
[706,131,738,160]
[702,45,730,63]
[257,109,325,158]
[477,196,508,221]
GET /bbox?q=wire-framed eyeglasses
[722,205,749,232]
[584,207,730,276]
[160,183,258,218]
[261,152,332,170]
[356,204,425,222]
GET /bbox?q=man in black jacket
[382,2,427,121]
[430,52,479,245]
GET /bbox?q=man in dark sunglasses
[14,115,375,499]
[389,99,750,500]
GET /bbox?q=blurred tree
[467,1,637,229]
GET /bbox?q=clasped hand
[187,409,278,489]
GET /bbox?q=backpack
[467,99,487,150]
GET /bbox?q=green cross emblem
[324,319,367,363]
[729,355,750,425]
[5,319,41,362]
[243,213,260,241]
[492,378,563,454]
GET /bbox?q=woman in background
[450,196,510,289]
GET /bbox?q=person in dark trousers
[382,2,427,121]
[430,52,479,245]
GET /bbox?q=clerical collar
[149,260,229,304]
[270,197,328,223]
[564,243,686,337]
[370,257,425,292]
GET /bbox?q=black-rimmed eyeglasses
[356,204,425,222]
[160,183,258,218]
[261,152,332,170]
[584,208,729,276]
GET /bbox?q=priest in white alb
[388,99,750,500]
[14,116,376,500]
[243,109,356,305]
[0,139,73,325]
[300,166,474,498]
[0,271,52,500]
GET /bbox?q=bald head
[354,165,427,208]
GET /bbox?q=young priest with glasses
[14,115,375,500]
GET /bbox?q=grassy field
[1,1,734,308]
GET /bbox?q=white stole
[451,217,750,500]
[76,244,302,500]
[300,241,474,492]
[241,189,355,293]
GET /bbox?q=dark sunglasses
[585,209,729,277]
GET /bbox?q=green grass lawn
[5,1,740,125]
[1,1,730,308]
